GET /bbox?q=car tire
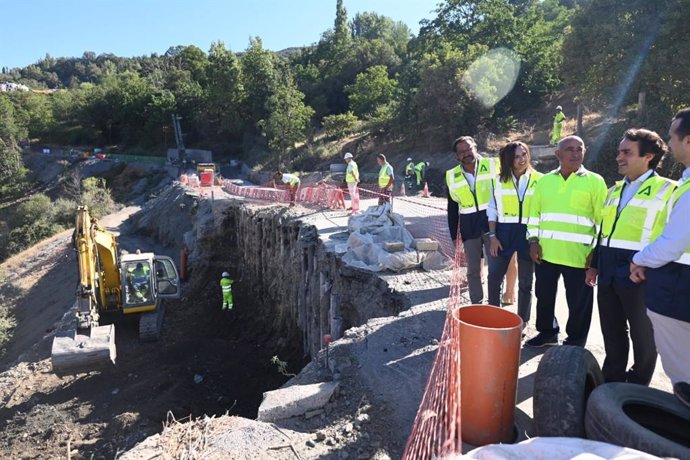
[533,345,604,437]
[585,382,690,458]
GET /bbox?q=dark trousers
[488,253,534,324]
[597,282,657,385]
[534,260,593,345]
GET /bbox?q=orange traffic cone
[422,182,430,198]
[400,182,406,196]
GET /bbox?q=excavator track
[139,304,166,342]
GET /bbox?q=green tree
[241,38,278,130]
[345,65,398,118]
[203,41,244,142]
[260,75,314,165]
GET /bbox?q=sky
[0,0,438,70]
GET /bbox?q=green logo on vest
[479,164,488,173]
[638,185,651,196]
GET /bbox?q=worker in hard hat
[220,271,234,310]
[343,152,360,213]
[404,157,415,191]
[414,161,430,187]
[550,106,566,145]
[273,171,300,207]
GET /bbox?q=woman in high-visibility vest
[487,141,542,324]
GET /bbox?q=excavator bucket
[51,325,116,376]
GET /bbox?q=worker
[585,128,674,385]
[405,157,415,190]
[446,136,499,304]
[376,153,394,206]
[550,106,566,145]
[630,108,690,407]
[487,141,542,325]
[128,262,151,302]
[344,152,360,213]
[273,171,300,207]
[220,271,234,310]
[414,161,430,187]
[524,135,607,347]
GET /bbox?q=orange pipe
[179,246,188,281]
[453,305,523,446]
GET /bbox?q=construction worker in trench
[220,271,234,310]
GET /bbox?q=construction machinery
[51,206,180,376]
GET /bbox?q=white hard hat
[222,271,230,277]
[344,152,353,159]
[556,105,562,111]
[407,157,412,161]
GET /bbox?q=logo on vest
[479,164,488,173]
[638,185,651,197]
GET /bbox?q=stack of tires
[533,346,690,458]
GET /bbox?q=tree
[260,74,314,165]
[345,65,398,118]
[241,38,278,131]
[202,41,244,142]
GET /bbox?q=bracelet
[486,231,496,238]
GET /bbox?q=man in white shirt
[630,108,690,407]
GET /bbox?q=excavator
[51,206,180,376]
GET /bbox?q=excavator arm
[52,206,119,376]
[74,206,121,328]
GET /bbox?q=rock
[356,413,370,423]
[257,382,339,422]
[306,440,316,448]
[193,374,203,384]
[343,422,354,434]
[325,437,337,446]
[315,431,327,442]
[358,452,371,460]
[305,408,324,419]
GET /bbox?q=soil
[0,207,302,459]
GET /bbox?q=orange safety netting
[402,235,465,458]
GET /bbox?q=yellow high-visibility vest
[526,167,607,268]
[600,174,676,252]
[446,157,499,214]
[378,163,393,189]
[493,171,543,224]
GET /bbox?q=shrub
[322,112,359,139]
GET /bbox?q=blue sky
[0,1,438,69]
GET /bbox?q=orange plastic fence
[402,236,465,459]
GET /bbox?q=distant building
[0,82,29,92]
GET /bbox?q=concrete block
[257,382,339,422]
[413,238,439,251]
[383,241,404,252]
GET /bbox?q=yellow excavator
[51,206,180,375]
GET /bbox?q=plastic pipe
[453,305,523,446]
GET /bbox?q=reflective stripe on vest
[599,175,676,251]
[493,171,543,224]
[378,163,392,188]
[446,157,498,215]
[346,161,359,183]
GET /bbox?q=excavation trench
[131,185,409,422]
